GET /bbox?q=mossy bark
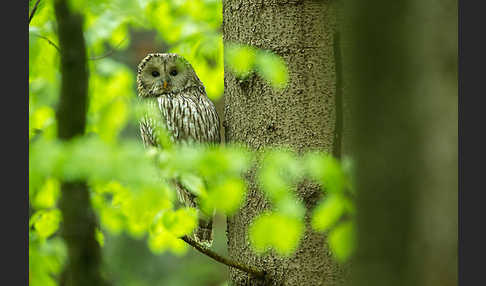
[223,1,345,285]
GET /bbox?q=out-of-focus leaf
[158,208,198,237]
[311,194,345,232]
[259,150,303,203]
[225,44,256,78]
[148,229,188,256]
[328,221,355,263]
[201,178,247,215]
[95,228,105,247]
[180,174,207,196]
[274,195,305,218]
[304,152,348,194]
[29,237,67,286]
[249,212,304,256]
[32,178,60,209]
[255,50,288,89]
[31,209,62,239]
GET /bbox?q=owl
[137,53,220,247]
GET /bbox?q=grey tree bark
[348,0,457,286]
[223,1,345,285]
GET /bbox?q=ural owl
[137,53,220,247]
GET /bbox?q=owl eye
[169,69,178,76]
[151,71,160,77]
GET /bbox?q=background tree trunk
[223,1,345,285]
[348,0,457,286]
[54,0,106,285]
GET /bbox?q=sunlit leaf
[32,178,60,209]
[201,178,247,215]
[95,228,105,247]
[29,237,67,286]
[311,194,345,232]
[328,221,356,263]
[225,44,256,77]
[255,50,288,89]
[180,174,207,196]
[249,212,304,256]
[304,152,348,194]
[32,209,62,239]
[160,208,198,237]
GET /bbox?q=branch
[30,33,126,61]
[88,37,127,60]
[29,0,41,24]
[181,235,266,280]
[31,33,61,52]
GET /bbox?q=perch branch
[181,235,266,279]
[29,0,41,24]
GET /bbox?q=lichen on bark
[223,1,346,285]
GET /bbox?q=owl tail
[194,217,213,248]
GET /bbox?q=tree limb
[181,235,266,280]
[31,33,61,52]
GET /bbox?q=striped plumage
[137,53,220,247]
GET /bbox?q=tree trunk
[348,0,457,285]
[54,0,106,285]
[223,1,345,285]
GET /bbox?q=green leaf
[160,208,198,237]
[29,237,67,286]
[249,212,304,256]
[274,195,305,218]
[329,221,356,263]
[304,152,347,194]
[99,207,125,234]
[32,178,60,209]
[255,51,288,89]
[225,44,256,77]
[311,194,345,232]
[95,228,105,247]
[180,174,207,196]
[148,229,188,255]
[201,178,247,215]
[32,209,62,239]
[259,150,302,203]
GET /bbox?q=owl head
[137,53,203,98]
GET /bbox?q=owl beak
[163,81,168,89]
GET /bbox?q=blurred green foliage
[225,43,289,89]
[29,0,354,285]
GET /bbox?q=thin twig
[30,34,126,61]
[88,37,127,60]
[31,33,61,52]
[181,235,266,279]
[29,0,42,24]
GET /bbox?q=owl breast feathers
[137,53,220,247]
